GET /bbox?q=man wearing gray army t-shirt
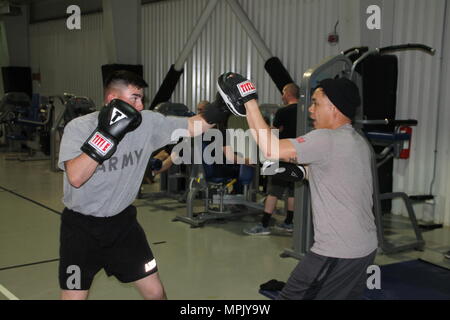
[229,74,378,299]
[58,71,214,300]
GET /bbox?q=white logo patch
[110,108,128,125]
[88,132,114,156]
[144,259,157,273]
[237,81,257,97]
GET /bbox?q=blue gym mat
[260,259,450,300]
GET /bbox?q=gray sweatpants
[278,250,377,300]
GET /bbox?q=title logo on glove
[237,81,257,97]
[110,108,128,125]
[88,132,113,155]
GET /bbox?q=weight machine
[50,94,97,171]
[0,92,55,161]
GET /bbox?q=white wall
[141,0,341,110]
[0,21,8,95]
[1,5,30,67]
[387,0,447,223]
[434,1,450,227]
[29,13,106,107]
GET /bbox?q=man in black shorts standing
[58,71,216,300]
[244,83,300,235]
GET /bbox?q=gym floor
[0,153,449,300]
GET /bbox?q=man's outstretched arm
[244,99,298,162]
[216,72,298,162]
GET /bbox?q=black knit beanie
[316,78,361,119]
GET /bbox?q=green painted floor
[0,153,449,300]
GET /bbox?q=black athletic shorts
[267,176,295,198]
[59,205,158,290]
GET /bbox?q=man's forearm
[65,153,99,188]
[244,100,280,159]
[223,146,252,166]
[188,115,214,137]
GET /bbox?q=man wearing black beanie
[218,73,378,300]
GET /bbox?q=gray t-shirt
[289,124,378,259]
[59,110,189,217]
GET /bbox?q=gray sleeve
[146,112,189,151]
[288,129,333,165]
[58,118,94,171]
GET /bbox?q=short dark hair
[104,70,148,90]
[284,83,300,99]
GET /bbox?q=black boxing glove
[149,158,163,171]
[261,161,307,183]
[81,99,142,164]
[217,72,258,117]
[201,93,232,125]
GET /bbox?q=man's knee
[135,273,167,300]
[141,286,166,300]
[61,290,89,300]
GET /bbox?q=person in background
[244,83,300,235]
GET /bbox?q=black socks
[262,210,294,227]
[285,210,294,225]
[261,212,272,228]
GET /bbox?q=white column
[435,2,450,226]
[338,0,361,51]
[102,0,141,64]
[1,5,30,67]
[0,21,8,94]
